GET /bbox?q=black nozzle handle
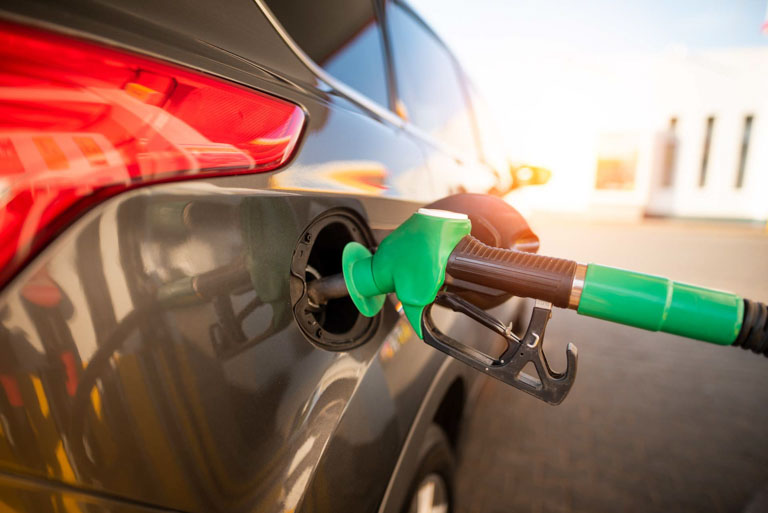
[447,235,577,309]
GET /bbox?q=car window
[386,2,478,158]
[264,0,389,108]
[467,81,508,174]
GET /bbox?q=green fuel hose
[446,234,767,353]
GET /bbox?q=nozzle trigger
[421,293,577,405]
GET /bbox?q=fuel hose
[446,234,768,354]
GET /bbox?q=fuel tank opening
[290,209,379,350]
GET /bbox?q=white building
[643,48,768,221]
[506,47,768,223]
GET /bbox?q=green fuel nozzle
[342,209,471,338]
[333,207,766,404]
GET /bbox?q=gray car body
[0,0,512,511]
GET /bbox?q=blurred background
[412,0,768,223]
[407,1,768,512]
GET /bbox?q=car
[0,1,528,512]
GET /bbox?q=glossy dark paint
[0,184,462,512]
[0,472,176,513]
[0,0,503,511]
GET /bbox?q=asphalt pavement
[454,217,768,513]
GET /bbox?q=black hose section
[193,258,251,299]
[306,273,349,306]
[446,235,577,309]
[732,299,768,357]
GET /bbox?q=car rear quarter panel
[0,1,484,511]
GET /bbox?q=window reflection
[265,0,389,107]
[387,3,477,158]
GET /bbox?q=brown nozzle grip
[446,235,577,308]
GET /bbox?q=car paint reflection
[0,188,414,512]
[270,160,388,196]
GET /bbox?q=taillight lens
[0,22,305,286]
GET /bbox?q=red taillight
[0,22,305,286]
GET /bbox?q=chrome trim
[252,0,405,128]
[568,263,588,310]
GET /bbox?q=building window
[595,133,638,190]
[735,115,753,189]
[699,116,714,187]
[661,117,678,187]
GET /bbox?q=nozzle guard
[341,209,471,337]
[342,242,386,317]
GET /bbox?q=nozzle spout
[306,273,349,307]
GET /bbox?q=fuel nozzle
[336,205,766,405]
[342,208,471,336]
